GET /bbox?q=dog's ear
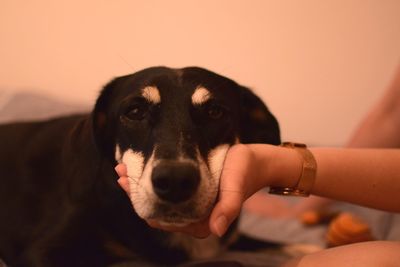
[238,86,280,145]
[92,77,121,161]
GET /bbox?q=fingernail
[114,165,120,173]
[214,215,228,237]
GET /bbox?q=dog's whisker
[127,176,141,185]
[117,53,135,71]
[128,180,140,186]
[127,176,139,181]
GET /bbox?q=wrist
[269,143,317,197]
[245,144,301,191]
[259,144,303,189]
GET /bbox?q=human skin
[115,64,400,266]
[115,144,400,237]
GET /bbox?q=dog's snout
[151,161,200,203]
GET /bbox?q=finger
[209,189,244,237]
[209,144,252,237]
[114,163,127,177]
[117,177,130,194]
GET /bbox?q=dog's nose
[151,161,200,203]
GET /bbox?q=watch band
[269,142,317,197]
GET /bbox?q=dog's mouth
[147,199,215,227]
[152,215,199,227]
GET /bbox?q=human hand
[115,144,274,238]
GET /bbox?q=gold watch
[269,142,317,197]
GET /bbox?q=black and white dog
[0,67,280,266]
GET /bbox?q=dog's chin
[135,201,213,228]
[157,219,195,228]
[147,210,209,228]
[130,181,219,228]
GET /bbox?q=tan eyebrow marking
[191,87,211,105]
[142,86,161,104]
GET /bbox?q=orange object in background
[326,212,374,247]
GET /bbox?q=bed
[1,90,399,267]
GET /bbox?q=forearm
[249,145,400,213]
[311,148,400,212]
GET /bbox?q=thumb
[209,144,253,237]
[209,189,244,237]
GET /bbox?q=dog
[0,66,280,266]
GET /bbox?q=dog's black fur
[0,67,280,266]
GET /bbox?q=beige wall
[1,0,400,145]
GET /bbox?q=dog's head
[93,67,280,226]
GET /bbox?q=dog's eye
[124,102,149,121]
[207,104,225,120]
